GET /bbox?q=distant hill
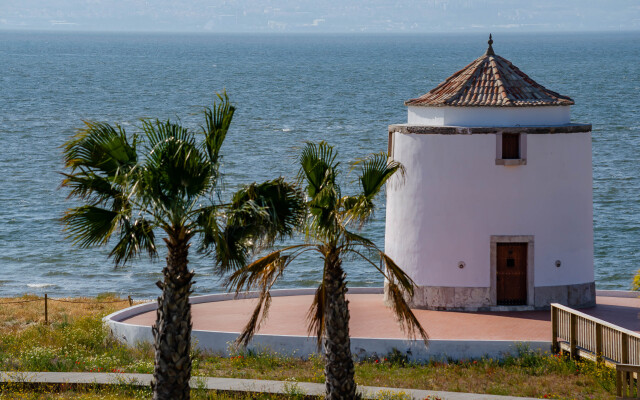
[2,0,639,33]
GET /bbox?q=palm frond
[346,152,405,226]
[385,280,429,344]
[61,171,122,207]
[308,184,339,225]
[227,251,285,293]
[142,119,195,152]
[201,91,236,165]
[339,230,377,259]
[344,244,428,345]
[214,179,305,272]
[343,230,375,247]
[341,194,373,227]
[141,122,213,210]
[62,122,138,214]
[298,141,339,199]
[226,245,313,293]
[381,252,428,344]
[210,220,252,275]
[298,142,341,239]
[345,246,414,299]
[355,152,404,199]
[306,281,326,350]
[235,289,272,347]
[232,178,305,243]
[110,218,157,266]
[380,252,415,295]
[62,205,119,248]
[62,121,155,267]
[225,244,317,346]
[63,121,137,177]
[196,205,230,264]
[227,246,314,347]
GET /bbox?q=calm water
[1,31,639,298]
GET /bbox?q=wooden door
[497,243,527,305]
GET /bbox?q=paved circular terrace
[106,289,640,361]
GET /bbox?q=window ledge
[495,159,527,166]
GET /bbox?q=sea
[1,31,639,299]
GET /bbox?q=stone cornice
[388,123,592,135]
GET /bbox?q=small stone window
[502,134,520,159]
[496,133,527,166]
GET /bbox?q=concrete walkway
[0,371,539,399]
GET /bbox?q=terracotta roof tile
[407,42,574,107]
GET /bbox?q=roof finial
[486,33,495,56]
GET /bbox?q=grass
[0,295,619,399]
[0,382,318,399]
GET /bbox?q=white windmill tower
[385,35,594,310]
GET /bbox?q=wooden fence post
[595,322,603,364]
[44,293,48,325]
[128,295,133,307]
[616,365,640,399]
[621,333,629,364]
[569,313,577,359]
[551,305,559,354]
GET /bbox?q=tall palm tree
[225,141,428,400]
[61,93,305,400]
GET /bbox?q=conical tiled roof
[405,36,574,107]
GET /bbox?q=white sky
[2,0,639,33]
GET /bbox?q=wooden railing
[617,364,640,399]
[551,303,640,365]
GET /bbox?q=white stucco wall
[407,106,571,127]
[384,131,594,288]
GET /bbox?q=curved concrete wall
[103,288,551,361]
[407,106,571,127]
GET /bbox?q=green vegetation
[0,297,617,399]
[0,296,150,374]
[632,269,640,290]
[0,383,317,400]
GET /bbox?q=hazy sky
[2,0,639,33]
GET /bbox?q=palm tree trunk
[152,236,194,400]
[323,250,358,400]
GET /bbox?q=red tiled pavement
[124,294,640,341]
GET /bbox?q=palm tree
[225,141,428,400]
[61,93,305,400]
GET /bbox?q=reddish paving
[124,294,640,341]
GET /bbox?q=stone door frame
[490,235,535,307]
